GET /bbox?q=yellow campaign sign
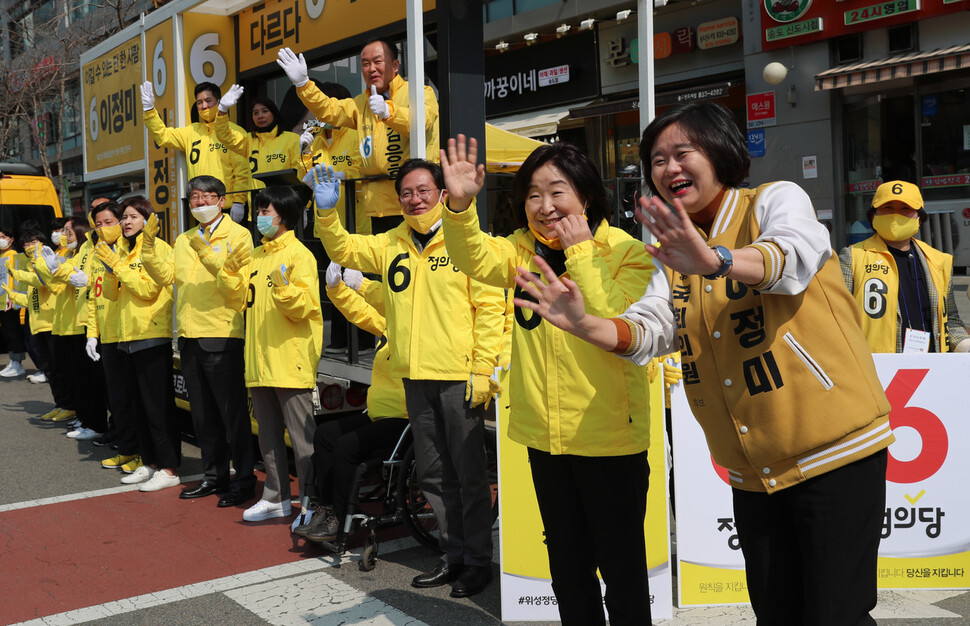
[238,0,436,72]
[181,13,237,112]
[145,21,180,245]
[82,38,144,171]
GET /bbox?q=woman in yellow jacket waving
[222,185,322,524]
[440,136,656,624]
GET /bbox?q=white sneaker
[66,428,83,439]
[290,508,314,533]
[75,428,100,441]
[243,498,291,522]
[27,372,47,384]
[66,418,81,429]
[138,470,180,492]
[121,465,155,485]
[0,361,25,377]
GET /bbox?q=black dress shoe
[179,480,228,499]
[217,491,255,508]
[411,561,462,588]
[450,564,492,598]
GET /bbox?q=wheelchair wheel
[359,537,378,571]
[396,445,441,551]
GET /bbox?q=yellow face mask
[199,107,217,123]
[97,224,122,244]
[528,224,563,250]
[403,201,444,235]
[873,213,919,243]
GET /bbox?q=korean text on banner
[145,20,179,243]
[82,38,144,171]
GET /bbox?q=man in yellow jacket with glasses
[141,175,257,506]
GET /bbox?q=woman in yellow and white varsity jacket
[514,102,893,625]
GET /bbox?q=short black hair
[187,175,226,197]
[394,159,444,195]
[92,200,124,222]
[639,101,749,197]
[19,228,51,252]
[361,39,398,62]
[511,142,611,229]
[249,97,283,137]
[195,82,222,100]
[254,185,303,231]
[121,196,152,220]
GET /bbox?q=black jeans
[528,448,652,626]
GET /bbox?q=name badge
[903,328,931,354]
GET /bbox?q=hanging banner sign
[82,37,144,171]
[144,20,179,244]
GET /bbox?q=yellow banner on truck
[82,37,144,171]
[144,20,180,244]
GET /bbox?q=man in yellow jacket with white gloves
[141,175,258,506]
[278,39,439,234]
[306,160,504,599]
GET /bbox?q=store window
[919,81,970,203]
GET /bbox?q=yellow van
[0,163,63,238]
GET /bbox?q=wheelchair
[309,420,499,571]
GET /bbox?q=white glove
[276,47,309,87]
[343,268,363,291]
[325,261,343,289]
[299,130,314,152]
[69,269,88,288]
[140,80,155,111]
[85,337,100,362]
[219,84,244,113]
[368,85,389,119]
[40,246,61,272]
[230,203,245,223]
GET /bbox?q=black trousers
[311,413,408,518]
[528,448,652,626]
[180,338,254,495]
[100,342,140,454]
[62,333,107,432]
[23,314,50,371]
[52,334,81,411]
[121,342,180,469]
[1,308,25,357]
[732,449,887,626]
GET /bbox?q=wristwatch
[703,245,733,280]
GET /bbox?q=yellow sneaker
[120,456,143,474]
[40,408,62,420]
[50,409,77,422]
[101,454,138,469]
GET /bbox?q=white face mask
[66,240,78,250]
[190,204,222,225]
[51,231,62,245]
[0,238,10,250]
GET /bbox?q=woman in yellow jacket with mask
[0,227,28,378]
[220,185,322,524]
[440,136,656,624]
[95,197,179,491]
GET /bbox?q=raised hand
[302,164,341,211]
[222,245,250,274]
[368,85,389,119]
[69,269,89,288]
[140,81,155,111]
[513,255,587,334]
[269,263,292,288]
[440,134,485,212]
[142,212,159,247]
[276,47,309,87]
[219,84,245,112]
[554,214,593,249]
[637,194,720,277]
[40,245,61,272]
[299,130,315,152]
[94,241,122,272]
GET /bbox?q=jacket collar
[261,229,295,252]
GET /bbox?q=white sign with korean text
[538,65,570,87]
[672,353,970,606]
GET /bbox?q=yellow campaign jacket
[142,216,251,339]
[214,114,302,186]
[86,237,122,343]
[297,74,439,218]
[846,235,954,353]
[443,206,654,457]
[39,237,99,334]
[231,230,322,389]
[100,233,174,342]
[316,208,505,381]
[326,279,406,420]
[31,248,83,337]
[144,108,252,206]
[303,128,366,234]
[7,252,53,332]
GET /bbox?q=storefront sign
[848,179,884,194]
[653,32,672,60]
[144,20,179,244]
[236,0,436,72]
[697,17,739,50]
[748,129,766,158]
[802,155,818,179]
[844,0,920,26]
[746,91,776,129]
[181,13,236,112]
[763,0,815,23]
[499,372,672,620]
[923,174,970,188]
[765,17,824,42]
[672,26,696,54]
[672,354,970,606]
[485,30,598,117]
[82,37,144,171]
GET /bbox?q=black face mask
[254,120,278,134]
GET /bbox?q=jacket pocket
[783,332,833,390]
